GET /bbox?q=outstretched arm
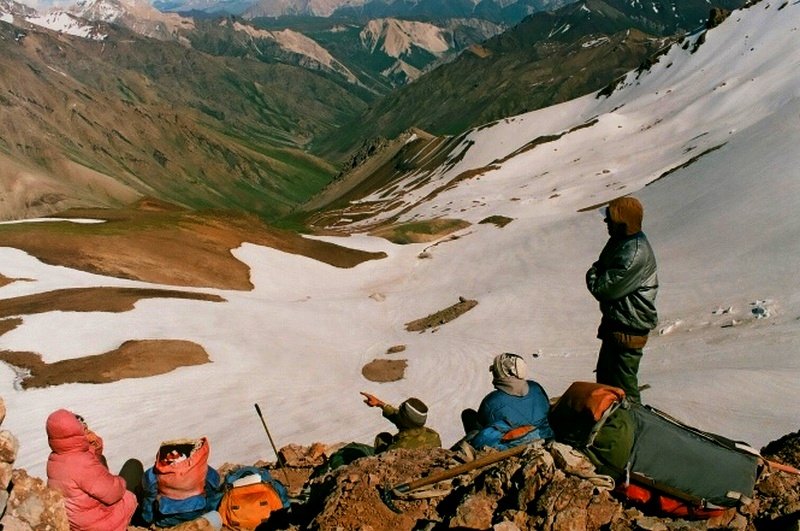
[360,392,386,408]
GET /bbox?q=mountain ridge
[314,0,744,159]
[0,0,797,504]
[0,13,367,220]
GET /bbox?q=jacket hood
[46,409,90,455]
[607,196,643,236]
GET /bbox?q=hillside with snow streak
[0,0,798,479]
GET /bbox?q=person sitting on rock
[361,393,442,452]
[73,413,107,467]
[461,353,554,451]
[45,409,141,531]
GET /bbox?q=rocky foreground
[1,396,798,531]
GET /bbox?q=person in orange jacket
[46,409,140,531]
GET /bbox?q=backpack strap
[585,398,625,448]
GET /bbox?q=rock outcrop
[0,393,797,531]
[277,435,800,531]
[0,397,70,529]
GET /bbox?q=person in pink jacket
[46,409,138,531]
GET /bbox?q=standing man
[586,196,658,403]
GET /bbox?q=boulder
[0,469,68,530]
[0,430,19,464]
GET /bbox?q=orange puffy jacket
[46,409,136,531]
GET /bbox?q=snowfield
[1,0,799,478]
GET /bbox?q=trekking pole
[254,403,291,485]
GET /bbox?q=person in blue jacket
[462,353,554,450]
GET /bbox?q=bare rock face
[279,442,330,468]
[753,430,800,530]
[1,469,69,530]
[0,390,797,531]
[276,433,800,531]
[0,430,19,464]
[449,491,498,528]
[707,7,732,29]
[533,474,620,531]
[304,448,456,530]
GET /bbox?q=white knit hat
[491,353,528,380]
[399,398,428,428]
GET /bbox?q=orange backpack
[218,467,288,530]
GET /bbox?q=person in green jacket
[586,196,658,403]
[361,392,442,452]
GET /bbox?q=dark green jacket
[381,405,442,451]
[586,232,658,333]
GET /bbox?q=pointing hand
[360,391,385,408]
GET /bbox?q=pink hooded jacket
[46,409,137,531]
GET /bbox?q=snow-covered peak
[25,9,106,38]
[71,0,123,21]
[360,18,450,58]
[67,0,194,39]
[1,0,37,20]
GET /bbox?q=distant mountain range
[186,15,503,90]
[5,0,504,90]
[0,0,367,220]
[155,0,571,25]
[315,0,745,158]
[0,0,744,220]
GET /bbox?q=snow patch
[0,218,106,225]
[25,11,105,39]
[582,36,610,48]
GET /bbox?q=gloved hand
[360,391,385,408]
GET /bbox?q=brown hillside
[0,21,363,221]
[0,204,386,290]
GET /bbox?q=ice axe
[254,403,290,485]
[379,442,531,513]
